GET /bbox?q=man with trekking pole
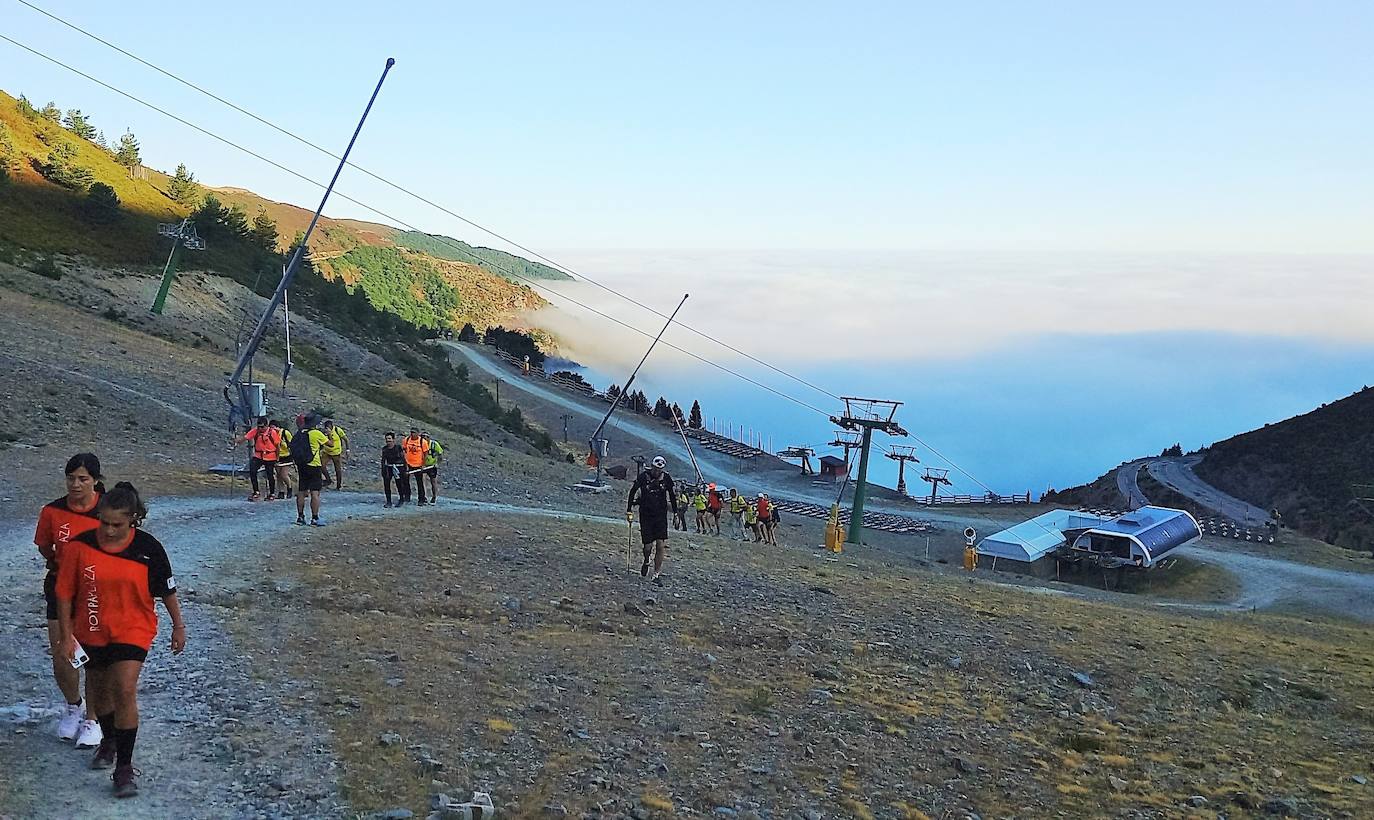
[627,456,679,587]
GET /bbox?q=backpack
[289,428,316,467]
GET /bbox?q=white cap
[651,456,666,468]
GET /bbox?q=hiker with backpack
[232,416,280,501]
[290,415,330,526]
[421,431,443,502]
[401,428,428,506]
[627,456,680,587]
[270,419,294,499]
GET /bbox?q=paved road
[1115,460,1149,509]
[1147,455,1270,525]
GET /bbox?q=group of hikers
[628,456,782,587]
[673,482,780,545]
[34,453,183,799]
[231,415,445,522]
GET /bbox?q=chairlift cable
[0,33,832,417]
[1,32,1040,527]
[12,0,844,404]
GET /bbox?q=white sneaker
[74,718,102,748]
[56,701,84,741]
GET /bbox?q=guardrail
[907,492,1033,505]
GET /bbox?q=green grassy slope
[0,88,552,333]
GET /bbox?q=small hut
[818,455,847,481]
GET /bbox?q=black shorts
[86,643,148,668]
[423,466,437,477]
[298,465,324,492]
[640,512,670,545]
[44,569,60,621]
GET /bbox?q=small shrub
[30,256,62,280]
[743,686,775,714]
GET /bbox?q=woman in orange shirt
[35,453,105,747]
[56,482,186,799]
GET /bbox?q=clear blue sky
[5,0,1374,252]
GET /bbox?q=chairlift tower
[831,397,907,545]
[921,467,953,504]
[150,219,206,315]
[885,445,920,496]
[828,430,863,466]
[778,446,817,475]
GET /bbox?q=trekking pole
[626,513,633,573]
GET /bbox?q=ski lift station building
[977,506,1201,576]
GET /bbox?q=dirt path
[1147,455,1271,525]
[445,342,1004,531]
[1178,544,1374,620]
[1114,459,1148,510]
[0,492,621,819]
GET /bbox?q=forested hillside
[393,231,571,281]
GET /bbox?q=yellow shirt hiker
[305,429,330,467]
[423,438,444,468]
[323,424,347,457]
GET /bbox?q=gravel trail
[0,491,620,819]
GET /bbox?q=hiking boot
[112,765,139,798]
[310,518,325,527]
[383,501,392,508]
[90,738,115,770]
[295,516,306,526]
[652,575,666,588]
[640,558,650,578]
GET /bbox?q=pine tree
[606,384,621,401]
[250,208,279,251]
[114,130,141,175]
[167,163,200,206]
[688,400,703,429]
[16,95,39,120]
[224,204,251,238]
[63,109,97,140]
[41,140,93,189]
[654,397,673,420]
[83,182,121,223]
[40,101,61,122]
[458,322,478,342]
[672,402,685,424]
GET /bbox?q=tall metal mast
[224,58,395,424]
[586,294,689,485]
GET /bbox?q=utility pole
[778,446,817,475]
[921,467,953,504]
[494,378,501,406]
[560,413,573,443]
[885,445,920,496]
[150,219,206,315]
[831,397,907,546]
